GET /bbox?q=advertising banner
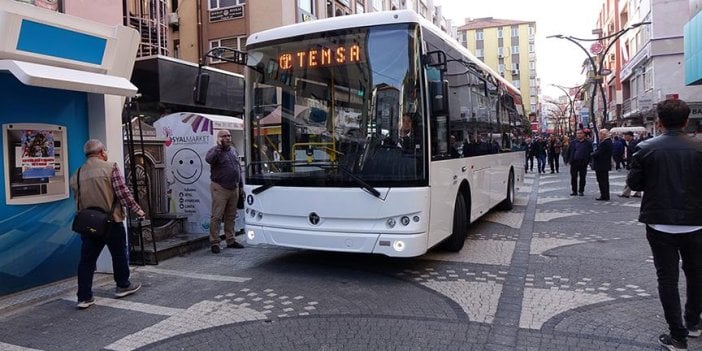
[154,114,214,234]
[154,113,244,235]
[580,108,590,126]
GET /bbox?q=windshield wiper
[317,163,381,199]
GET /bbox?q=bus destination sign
[279,44,362,70]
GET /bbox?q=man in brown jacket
[70,139,145,309]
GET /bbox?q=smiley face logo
[170,148,203,184]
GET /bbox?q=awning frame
[0,59,137,97]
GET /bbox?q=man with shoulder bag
[70,139,145,309]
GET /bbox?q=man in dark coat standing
[628,99,702,350]
[591,129,613,200]
[567,129,592,196]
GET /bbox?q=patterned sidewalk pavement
[0,168,688,350]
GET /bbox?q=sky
[436,0,603,99]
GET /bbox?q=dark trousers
[570,160,587,193]
[77,222,131,301]
[548,153,560,172]
[526,155,534,171]
[613,155,623,170]
[646,226,702,340]
[595,170,610,199]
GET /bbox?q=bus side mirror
[423,50,447,72]
[193,72,210,105]
[430,80,449,115]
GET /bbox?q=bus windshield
[246,23,426,188]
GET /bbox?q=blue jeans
[647,226,702,340]
[77,222,131,301]
[537,154,546,172]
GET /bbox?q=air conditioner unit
[498,54,504,58]
[513,69,519,75]
[168,12,179,25]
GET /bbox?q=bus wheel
[441,193,468,252]
[497,170,514,211]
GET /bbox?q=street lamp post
[547,21,651,141]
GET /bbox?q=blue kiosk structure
[0,0,140,296]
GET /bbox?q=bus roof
[247,10,424,47]
[246,10,522,101]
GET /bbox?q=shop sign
[689,102,702,119]
[209,6,243,23]
[300,9,316,22]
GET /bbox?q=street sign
[590,42,604,55]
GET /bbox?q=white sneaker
[76,298,95,309]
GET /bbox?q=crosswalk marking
[136,266,251,282]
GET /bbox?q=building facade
[457,18,539,117]
[595,0,702,133]
[163,0,455,75]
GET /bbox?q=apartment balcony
[622,97,636,117]
[622,91,654,119]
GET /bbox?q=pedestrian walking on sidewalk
[612,135,625,171]
[534,136,547,173]
[70,139,144,309]
[567,129,592,196]
[627,98,702,351]
[547,134,562,173]
[206,129,245,254]
[619,131,642,198]
[591,129,612,201]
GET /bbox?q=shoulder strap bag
[71,167,112,239]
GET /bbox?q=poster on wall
[3,123,69,205]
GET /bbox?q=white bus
[241,10,525,257]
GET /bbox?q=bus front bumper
[244,225,428,257]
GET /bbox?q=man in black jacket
[627,99,702,351]
[591,129,613,200]
[567,129,592,196]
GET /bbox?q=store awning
[0,59,138,97]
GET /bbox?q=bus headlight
[393,240,406,252]
[400,216,410,226]
[247,230,256,240]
